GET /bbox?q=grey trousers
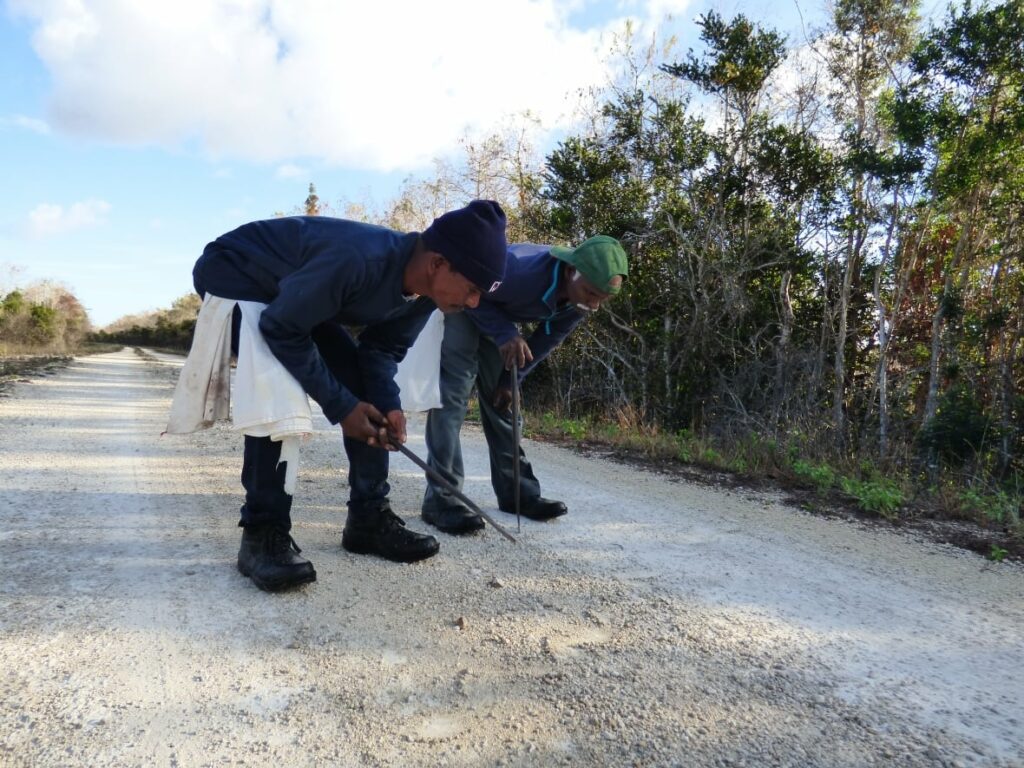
[423,312,542,512]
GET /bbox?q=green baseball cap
[550,235,628,295]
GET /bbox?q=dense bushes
[0,284,90,354]
[90,293,201,352]
[519,2,1024,520]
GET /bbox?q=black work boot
[422,503,485,535]
[237,525,317,591]
[342,503,440,563]
[500,496,568,521]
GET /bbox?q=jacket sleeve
[465,300,521,347]
[258,257,362,425]
[518,309,585,382]
[357,298,435,413]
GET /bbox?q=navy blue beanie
[421,200,508,293]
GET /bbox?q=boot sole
[341,535,440,563]
[422,513,485,536]
[427,523,485,536]
[498,508,568,521]
[237,562,317,592]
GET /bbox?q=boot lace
[378,506,407,531]
[266,527,301,555]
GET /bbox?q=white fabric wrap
[393,308,443,412]
[165,294,311,494]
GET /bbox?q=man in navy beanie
[181,200,507,591]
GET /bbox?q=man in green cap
[421,236,628,534]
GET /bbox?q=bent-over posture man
[182,201,507,589]
[421,236,627,534]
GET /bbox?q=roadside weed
[537,412,588,441]
[839,476,903,519]
[958,487,1020,525]
[989,545,1008,563]
[792,459,837,493]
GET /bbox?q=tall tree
[891,0,1024,474]
[822,0,919,446]
[304,183,321,216]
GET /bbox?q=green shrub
[958,487,1020,525]
[989,545,1008,563]
[918,385,996,466]
[1,290,25,316]
[700,447,723,465]
[840,476,903,518]
[675,430,697,462]
[537,412,588,440]
[792,459,836,493]
[29,304,59,344]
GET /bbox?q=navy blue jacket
[192,216,434,424]
[466,244,585,381]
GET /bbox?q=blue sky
[0,0,900,327]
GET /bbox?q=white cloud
[28,199,111,236]
[0,114,52,134]
[275,163,307,179]
[641,0,693,24]
[11,0,620,171]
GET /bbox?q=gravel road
[1,348,1022,768]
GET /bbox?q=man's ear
[428,254,448,275]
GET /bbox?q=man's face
[427,258,483,313]
[565,269,621,312]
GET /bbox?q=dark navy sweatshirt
[466,244,585,382]
[192,216,434,424]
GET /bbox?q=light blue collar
[541,261,561,334]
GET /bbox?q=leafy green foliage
[29,304,58,344]
[989,545,1008,563]
[792,460,838,493]
[1,290,25,316]
[839,475,904,518]
[662,12,786,112]
[92,293,201,351]
[519,5,1023,534]
[918,385,996,466]
[0,284,90,354]
[958,487,1021,524]
[535,412,589,441]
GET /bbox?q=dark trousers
[235,313,390,530]
[423,312,541,513]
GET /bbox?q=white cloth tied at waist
[394,308,443,412]
[165,293,311,494]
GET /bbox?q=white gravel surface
[1,348,1022,768]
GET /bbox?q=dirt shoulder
[521,431,1024,565]
[1,349,1022,767]
[0,354,70,393]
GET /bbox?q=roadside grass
[519,407,1022,542]
[0,343,69,358]
[1,341,121,359]
[1,342,137,389]
[131,345,189,357]
[0,353,72,392]
[77,341,125,355]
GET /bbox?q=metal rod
[511,361,521,533]
[392,440,517,544]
